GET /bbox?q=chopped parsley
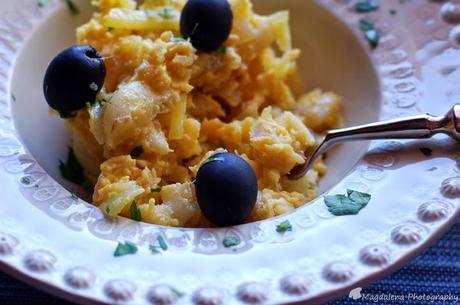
[11,94,16,102]
[130,201,142,221]
[223,236,240,248]
[70,192,78,201]
[59,147,86,186]
[64,0,79,15]
[149,235,168,254]
[95,97,112,106]
[158,8,174,19]
[151,186,162,192]
[201,156,225,167]
[37,0,46,7]
[149,245,160,254]
[114,241,138,257]
[365,30,380,48]
[157,235,168,250]
[172,288,185,298]
[171,35,187,43]
[419,147,432,157]
[130,146,144,158]
[359,18,374,32]
[324,189,371,216]
[358,18,380,49]
[276,220,293,233]
[21,176,32,185]
[355,0,380,13]
[217,46,226,54]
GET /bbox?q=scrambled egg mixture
[67,0,342,227]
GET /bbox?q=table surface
[0,220,458,305]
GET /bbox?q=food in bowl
[43,0,342,227]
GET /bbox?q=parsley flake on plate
[149,235,168,254]
[130,201,142,221]
[419,147,432,157]
[324,189,371,216]
[172,288,185,298]
[37,0,46,8]
[157,235,168,251]
[70,192,78,201]
[151,186,162,193]
[217,46,227,53]
[355,0,380,13]
[358,18,380,49]
[114,241,138,257]
[276,220,293,233]
[21,176,32,185]
[223,236,240,248]
[64,0,79,15]
[59,147,86,186]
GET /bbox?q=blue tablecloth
[0,220,458,305]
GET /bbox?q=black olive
[195,152,258,227]
[180,0,233,52]
[43,45,106,116]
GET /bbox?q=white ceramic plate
[1,0,460,304]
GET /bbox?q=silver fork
[288,104,460,180]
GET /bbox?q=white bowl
[11,0,380,198]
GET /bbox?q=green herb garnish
[158,8,174,19]
[151,187,162,192]
[11,94,16,102]
[355,0,379,13]
[157,235,168,251]
[172,288,184,298]
[64,0,79,15]
[95,97,112,106]
[21,176,32,185]
[223,236,240,248]
[171,35,187,43]
[201,156,225,167]
[130,201,142,221]
[71,192,78,201]
[419,147,432,157]
[149,244,160,254]
[114,241,138,257]
[359,18,374,32]
[365,30,380,48]
[59,147,86,186]
[276,220,293,233]
[217,46,226,54]
[37,0,46,7]
[130,146,144,158]
[324,189,371,216]
[358,18,380,49]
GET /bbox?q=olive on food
[180,0,233,52]
[195,152,258,227]
[43,45,106,116]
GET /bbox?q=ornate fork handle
[288,105,460,180]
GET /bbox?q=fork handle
[288,104,460,179]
